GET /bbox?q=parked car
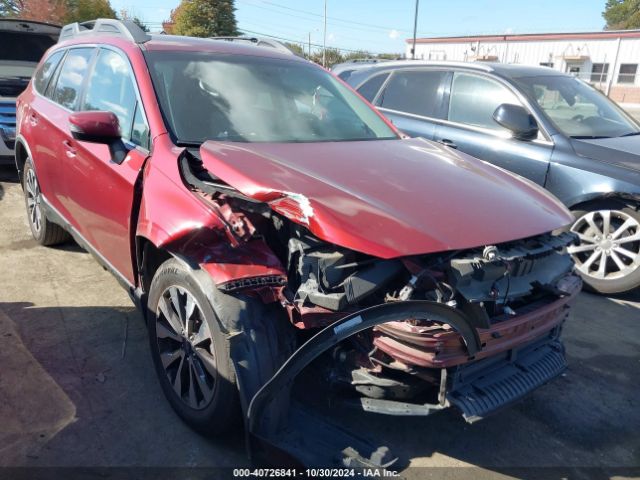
[342,60,640,294]
[0,19,60,164]
[16,20,581,467]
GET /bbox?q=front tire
[23,158,68,246]
[568,205,640,294]
[147,259,239,435]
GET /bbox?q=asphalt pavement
[0,163,638,478]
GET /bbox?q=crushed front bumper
[241,281,579,468]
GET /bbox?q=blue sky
[110,0,608,54]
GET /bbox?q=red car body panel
[200,138,573,258]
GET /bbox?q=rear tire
[569,203,640,294]
[23,158,68,246]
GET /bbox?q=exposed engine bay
[180,150,581,423]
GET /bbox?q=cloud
[328,33,335,41]
[388,29,400,39]
[505,27,514,34]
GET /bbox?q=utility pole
[411,0,419,60]
[322,0,327,67]
[308,31,312,58]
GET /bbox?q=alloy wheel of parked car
[568,208,640,293]
[155,285,217,410]
[25,168,42,235]
[22,158,68,246]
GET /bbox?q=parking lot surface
[0,165,639,477]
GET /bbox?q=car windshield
[145,51,398,144]
[515,75,640,139]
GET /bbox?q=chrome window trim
[378,106,554,147]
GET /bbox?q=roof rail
[210,36,301,56]
[59,18,150,44]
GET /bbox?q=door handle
[438,139,458,149]
[63,140,77,158]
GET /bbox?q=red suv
[16,19,582,467]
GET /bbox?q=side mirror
[68,111,128,163]
[492,104,539,141]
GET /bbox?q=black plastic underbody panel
[447,335,567,423]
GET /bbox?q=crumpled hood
[571,135,640,171]
[200,137,573,258]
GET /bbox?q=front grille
[0,102,17,149]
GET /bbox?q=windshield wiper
[619,131,640,137]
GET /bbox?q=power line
[236,0,412,35]
[238,28,383,55]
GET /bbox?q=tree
[64,0,116,24]
[162,3,183,34]
[283,41,306,57]
[0,0,23,17]
[168,0,238,38]
[119,8,149,32]
[603,0,640,29]
[310,47,344,67]
[342,50,371,61]
[1,0,66,23]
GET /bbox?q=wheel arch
[14,136,32,185]
[568,192,640,212]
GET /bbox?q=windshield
[515,75,640,138]
[145,52,398,144]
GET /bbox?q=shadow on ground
[1,289,639,472]
[0,301,247,468]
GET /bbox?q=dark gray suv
[340,60,640,294]
[0,19,60,163]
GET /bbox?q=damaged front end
[177,145,581,468]
[283,229,580,419]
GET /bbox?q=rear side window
[377,70,447,118]
[52,48,94,110]
[33,50,65,94]
[448,72,522,130]
[356,73,389,102]
[83,49,138,142]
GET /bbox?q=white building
[406,30,640,104]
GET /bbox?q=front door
[61,47,150,284]
[435,71,552,186]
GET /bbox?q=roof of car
[143,34,308,62]
[341,59,569,85]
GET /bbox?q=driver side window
[448,72,523,131]
[83,49,149,149]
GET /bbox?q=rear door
[26,47,94,220]
[369,68,449,139]
[62,47,150,285]
[435,71,552,185]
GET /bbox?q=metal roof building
[406,30,640,104]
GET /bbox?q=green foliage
[283,41,305,57]
[172,0,238,38]
[342,50,371,61]
[603,0,640,29]
[64,0,116,23]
